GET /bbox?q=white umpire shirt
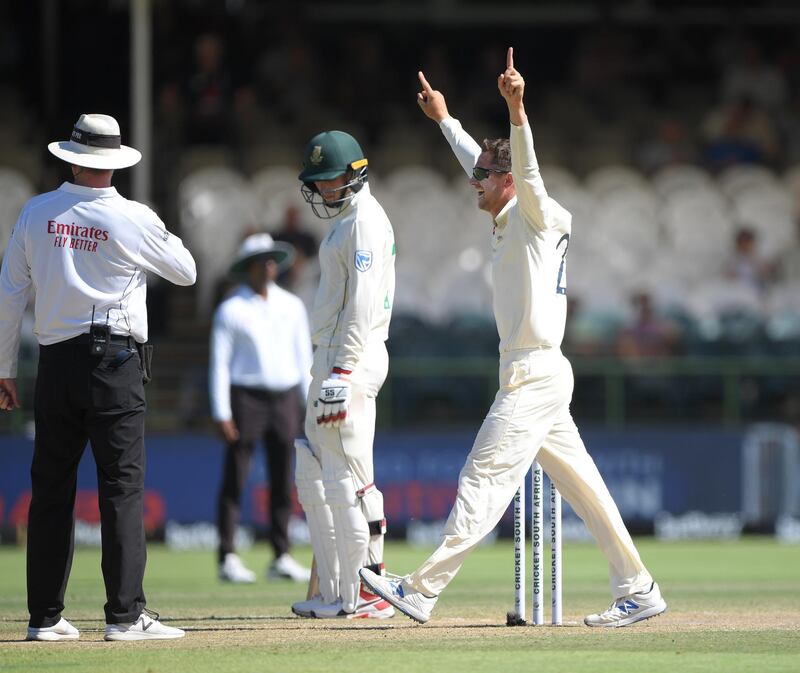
[439,117,572,352]
[0,182,197,378]
[209,283,313,423]
[310,182,395,372]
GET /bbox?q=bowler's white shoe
[219,553,256,584]
[268,553,311,582]
[26,617,80,641]
[104,609,185,641]
[584,582,667,627]
[359,568,437,624]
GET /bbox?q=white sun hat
[48,113,142,169]
[230,233,295,274]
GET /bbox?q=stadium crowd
[2,2,800,430]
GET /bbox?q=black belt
[43,333,138,349]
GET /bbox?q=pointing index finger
[418,70,433,93]
[507,47,514,70]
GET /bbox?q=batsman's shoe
[291,594,328,618]
[358,568,437,624]
[26,617,80,641]
[348,586,394,620]
[309,598,346,619]
[584,582,667,627]
[219,553,256,583]
[304,587,394,619]
[104,609,185,641]
[268,553,311,583]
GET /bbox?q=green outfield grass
[1,538,799,672]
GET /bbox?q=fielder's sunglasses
[472,166,509,181]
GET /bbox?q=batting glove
[317,377,351,427]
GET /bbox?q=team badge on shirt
[354,250,373,272]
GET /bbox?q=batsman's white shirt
[301,181,395,614]
[0,182,196,377]
[209,283,313,422]
[309,183,395,374]
[405,118,653,600]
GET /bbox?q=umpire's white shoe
[268,553,311,583]
[584,582,667,627]
[219,553,256,584]
[104,609,185,641]
[359,568,437,624]
[26,617,80,641]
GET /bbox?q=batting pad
[295,439,339,603]
[357,482,386,566]
[326,474,370,613]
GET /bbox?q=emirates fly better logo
[47,219,108,253]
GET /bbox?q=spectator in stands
[185,33,234,144]
[572,29,633,121]
[273,206,317,265]
[723,227,776,294]
[209,234,312,585]
[776,216,800,283]
[722,42,787,112]
[616,292,681,359]
[702,96,780,169]
[636,117,698,174]
[253,29,321,128]
[272,205,318,298]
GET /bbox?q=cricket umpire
[0,113,196,641]
[210,233,312,585]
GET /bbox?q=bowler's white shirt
[310,183,395,372]
[0,182,196,377]
[209,283,313,422]
[439,118,572,352]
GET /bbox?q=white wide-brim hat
[48,113,142,170]
[230,233,296,274]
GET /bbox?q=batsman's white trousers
[304,342,388,611]
[407,347,653,600]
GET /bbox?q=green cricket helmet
[298,130,369,219]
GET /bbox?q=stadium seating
[0,168,34,256]
[164,160,799,360]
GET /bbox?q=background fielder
[360,49,667,628]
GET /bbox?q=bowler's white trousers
[302,342,388,612]
[407,347,653,600]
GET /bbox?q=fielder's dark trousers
[217,385,300,563]
[28,336,147,627]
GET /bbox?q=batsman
[291,130,395,619]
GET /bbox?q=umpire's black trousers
[28,335,147,627]
[217,385,301,563]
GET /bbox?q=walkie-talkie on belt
[89,305,109,356]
